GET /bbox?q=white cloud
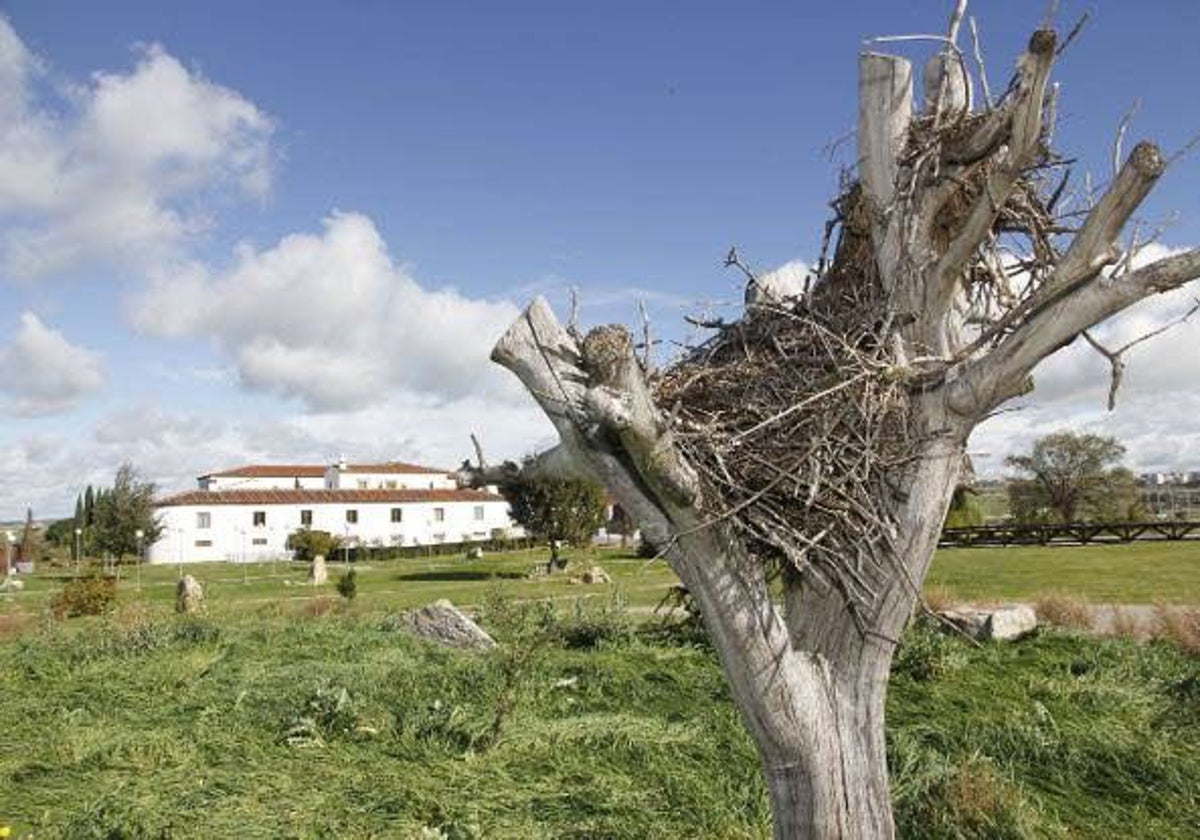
[970,243,1200,475]
[0,395,552,517]
[0,313,104,415]
[0,16,274,280]
[130,211,526,411]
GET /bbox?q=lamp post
[134,529,144,592]
[73,527,82,575]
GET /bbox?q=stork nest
[651,102,1066,612]
[654,230,915,610]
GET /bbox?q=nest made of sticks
[651,108,1063,613]
[654,194,915,612]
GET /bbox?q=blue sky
[3,0,1200,517]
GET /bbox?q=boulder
[175,575,204,614]
[403,599,496,650]
[580,565,612,584]
[938,605,1037,642]
[308,554,327,585]
[466,547,484,560]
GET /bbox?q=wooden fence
[939,521,1200,548]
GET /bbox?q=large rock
[403,599,496,650]
[938,605,1037,642]
[176,575,204,614]
[308,554,327,585]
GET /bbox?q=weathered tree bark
[485,9,1200,839]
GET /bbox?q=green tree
[91,464,163,560]
[1005,432,1131,523]
[942,486,984,529]
[44,517,77,549]
[287,529,341,563]
[504,472,607,570]
[16,507,42,565]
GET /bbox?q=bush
[1035,592,1092,630]
[337,568,358,601]
[50,574,117,618]
[893,615,969,682]
[555,593,634,649]
[287,528,341,563]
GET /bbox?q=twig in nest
[637,298,653,371]
[968,16,992,107]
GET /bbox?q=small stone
[308,554,327,585]
[580,565,612,585]
[176,575,204,614]
[402,599,496,650]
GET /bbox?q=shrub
[337,568,358,601]
[555,593,634,650]
[287,528,341,563]
[923,585,958,614]
[50,574,117,618]
[893,616,969,682]
[1151,605,1200,654]
[1035,592,1093,630]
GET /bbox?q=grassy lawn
[3,541,1198,631]
[927,541,1200,604]
[1,546,680,618]
[0,600,1197,838]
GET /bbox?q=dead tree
[485,8,1200,839]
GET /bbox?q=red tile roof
[200,465,327,479]
[199,461,449,479]
[157,488,505,507]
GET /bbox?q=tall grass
[1,597,1198,838]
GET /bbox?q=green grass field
[4,539,1197,624]
[928,541,1200,604]
[1,542,1197,837]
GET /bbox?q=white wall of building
[148,497,513,564]
[324,466,457,490]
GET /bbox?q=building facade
[150,461,514,564]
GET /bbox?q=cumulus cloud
[129,212,525,411]
[0,313,104,415]
[0,395,552,516]
[0,15,274,279]
[970,243,1200,476]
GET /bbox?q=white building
[150,460,514,564]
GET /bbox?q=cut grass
[926,541,1200,604]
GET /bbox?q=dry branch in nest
[654,195,917,615]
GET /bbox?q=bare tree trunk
[482,7,1200,837]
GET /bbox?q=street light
[73,527,82,575]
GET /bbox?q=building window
[300,509,313,527]
[194,539,212,548]
[385,480,397,489]
[252,538,267,546]
[252,511,266,527]
[346,509,358,524]
[391,508,403,523]
[196,512,211,529]
[473,505,485,521]
[433,507,445,522]
[357,479,369,489]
